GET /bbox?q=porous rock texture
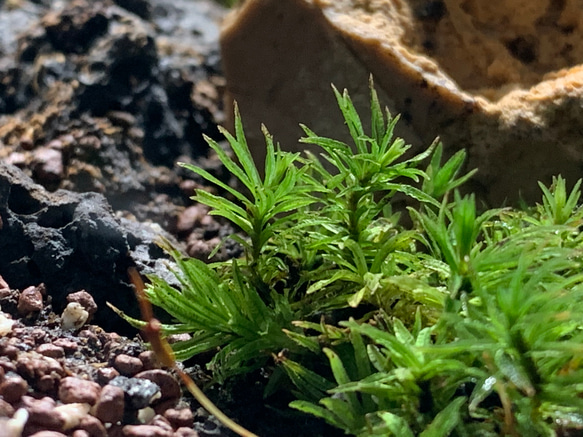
[0,161,176,335]
[221,0,583,204]
[0,0,235,334]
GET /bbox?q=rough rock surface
[221,0,583,204]
[0,161,175,334]
[0,0,241,334]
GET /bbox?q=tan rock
[220,0,583,204]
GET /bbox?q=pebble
[0,398,15,417]
[0,275,9,291]
[66,290,98,319]
[164,408,194,429]
[77,413,108,437]
[114,354,144,375]
[20,395,65,430]
[16,352,65,381]
[17,285,44,316]
[0,373,29,404]
[37,373,62,395]
[0,408,28,437]
[32,147,64,182]
[138,351,158,371]
[92,384,125,424]
[58,377,101,405]
[174,428,199,437]
[28,432,68,437]
[176,205,207,235]
[109,376,161,410]
[61,302,89,331]
[135,370,180,411]
[149,415,173,432]
[121,424,173,437]
[53,338,78,353]
[0,311,15,336]
[54,402,90,430]
[96,367,120,385]
[36,344,65,359]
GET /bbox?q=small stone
[175,206,207,235]
[0,356,17,371]
[114,354,144,376]
[0,311,15,336]
[77,412,107,437]
[121,424,172,437]
[17,285,44,316]
[32,147,64,182]
[78,329,101,348]
[185,238,214,261]
[61,302,89,331]
[53,338,78,353]
[36,344,65,359]
[20,396,64,430]
[0,398,15,417]
[5,151,27,167]
[66,291,98,319]
[135,370,180,412]
[37,373,62,395]
[59,377,101,405]
[109,376,160,410]
[30,328,48,343]
[54,402,90,430]
[92,384,125,424]
[138,351,158,371]
[164,408,193,430]
[149,415,173,432]
[174,428,199,437]
[0,275,9,292]
[107,111,136,129]
[96,367,120,385]
[137,407,155,424]
[0,374,29,404]
[0,407,28,437]
[16,352,65,382]
[28,432,68,437]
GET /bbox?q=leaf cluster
[122,81,583,436]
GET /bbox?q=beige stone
[220,0,583,204]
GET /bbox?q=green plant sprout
[116,81,583,437]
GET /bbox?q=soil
[0,1,341,436]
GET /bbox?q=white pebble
[61,302,89,330]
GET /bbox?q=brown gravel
[0,274,228,437]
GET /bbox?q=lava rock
[0,162,177,335]
[135,370,180,412]
[109,375,161,410]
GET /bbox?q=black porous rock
[109,375,161,410]
[0,161,177,335]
